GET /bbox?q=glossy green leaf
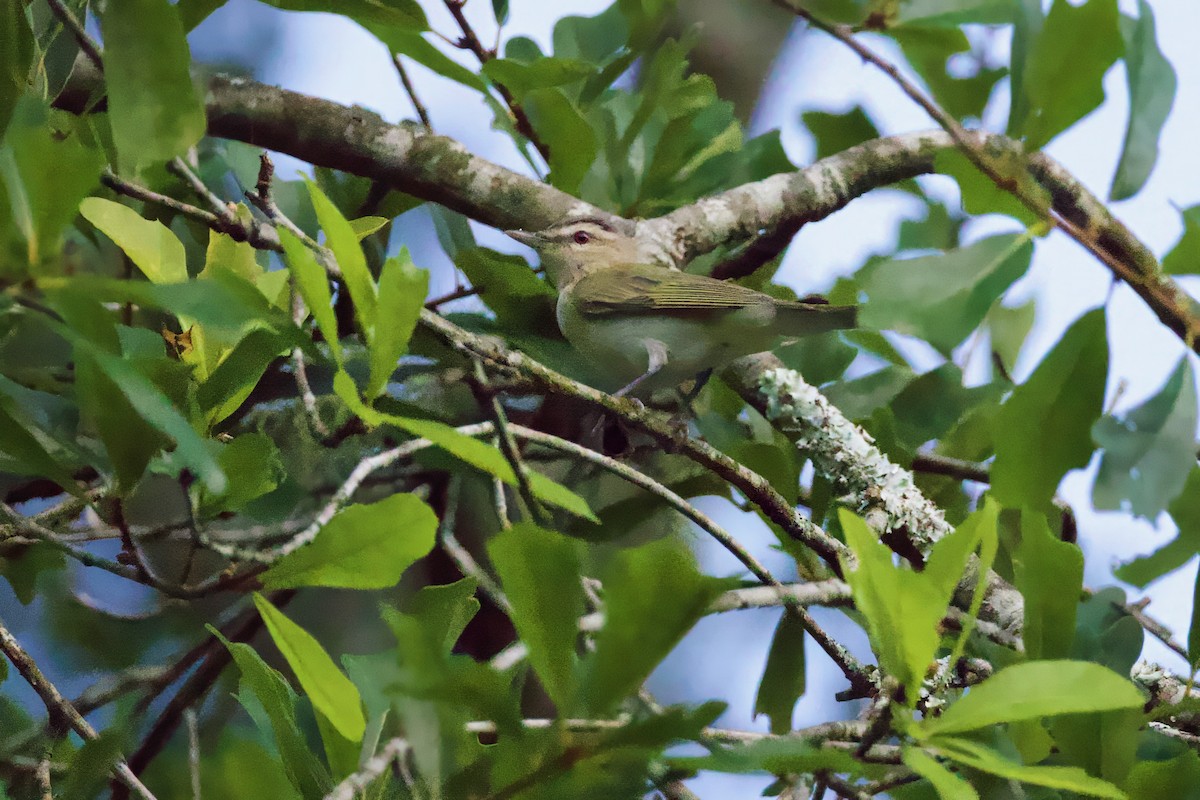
[931,737,1126,798]
[919,660,1144,737]
[262,494,437,590]
[280,229,341,360]
[79,198,188,283]
[215,629,331,799]
[901,747,979,800]
[1015,509,1083,660]
[992,309,1108,510]
[524,88,597,194]
[1116,467,1200,587]
[100,0,206,173]
[305,180,376,339]
[253,593,366,743]
[1110,0,1176,201]
[859,233,1033,355]
[1018,0,1123,150]
[754,610,806,735]
[580,537,724,715]
[1163,205,1200,275]
[488,523,584,709]
[2,100,103,269]
[840,509,944,699]
[1093,357,1197,519]
[348,215,388,240]
[366,249,427,398]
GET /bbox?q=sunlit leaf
[261,494,437,590]
[253,593,366,743]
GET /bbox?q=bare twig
[0,617,159,800]
[470,360,547,525]
[185,709,202,800]
[392,55,432,128]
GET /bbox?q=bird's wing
[574,264,769,316]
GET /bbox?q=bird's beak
[504,229,540,247]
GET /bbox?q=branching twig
[0,617,159,800]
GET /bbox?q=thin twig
[441,0,548,160]
[440,475,511,613]
[45,0,102,69]
[777,0,1200,347]
[185,709,202,800]
[471,360,547,525]
[392,55,432,128]
[325,737,414,800]
[0,617,159,800]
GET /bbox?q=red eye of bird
[572,230,591,245]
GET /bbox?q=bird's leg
[613,339,669,399]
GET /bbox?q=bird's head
[506,217,640,288]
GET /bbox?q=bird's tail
[775,301,858,337]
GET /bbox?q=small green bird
[506,217,857,398]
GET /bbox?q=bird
[506,216,857,399]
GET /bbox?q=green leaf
[580,537,724,715]
[0,0,33,137]
[840,508,946,700]
[52,315,226,493]
[280,229,341,361]
[198,433,285,515]
[1,99,103,269]
[0,394,83,497]
[524,88,597,194]
[1163,205,1200,275]
[367,27,486,91]
[919,660,1144,737]
[348,215,388,240]
[1015,509,1083,660]
[894,0,1012,27]
[216,629,332,799]
[305,180,376,339]
[60,729,128,800]
[453,247,556,334]
[858,233,1034,356]
[931,737,1127,798]
[79,198,188,283]
[259,0,427,30]
[261,494,437,590]
[889,26,1006,122]
[754,611,806,735]
[1110,0,1176,201]
[100,0,206,174]
[491,0,510,25]
[1116,467,1200,587]
[334,374,598,522]
[935,149,1048,226]
[488,523,584,709]
[987,299,1036,377]
[802,106,881,162]
[482,57,594,99]
[1123,751,1200,800]
[1018,0,1123,150]
[366,249,427,399]
[253,593,366,743]
[671,735,860,775]
[401,576,481,653]
[901,746,979,800]
[991,308,1108,510]
[1071,588,1144,675]
[1050,707,1141,786]
[197,327,293,424]
[1093,357,1197,519]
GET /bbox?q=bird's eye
[572,230,592,245]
